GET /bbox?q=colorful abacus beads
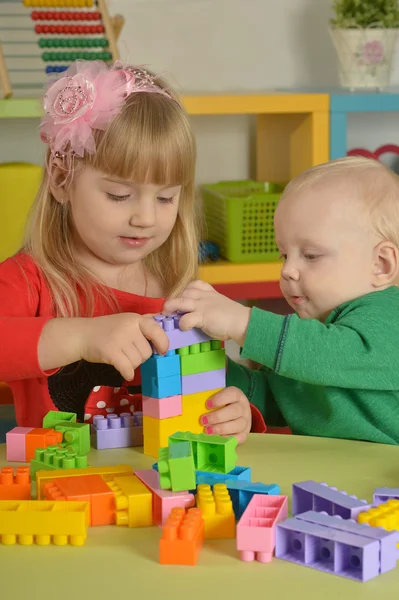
[32,11,101,20]
[38,38,109,48]
[25,1,94,7]
[35,24,104,34]
[42,51,112,61]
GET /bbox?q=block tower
[141,314,226,457]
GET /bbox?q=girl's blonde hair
[282,156,399,249]
[24,73,200,317]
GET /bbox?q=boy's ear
[49,157,68,204]
[372,241,399,288]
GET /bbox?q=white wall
[2,0,399,177]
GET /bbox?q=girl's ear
[49,157,68,204]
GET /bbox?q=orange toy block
[160,507,204,565]
[0,467,31,500]
[43,475,115,526]
[25,428,63,461]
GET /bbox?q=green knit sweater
[227,286,399,444]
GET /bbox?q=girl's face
[66,166,181,269]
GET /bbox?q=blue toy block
[140,351,181,381]
[276,517,387,582]
[296,511,399,575]
[373,487,399,504]
[225,480,280,519]
[292,481,371,519]
[152,463,252,490]
[141,373,181,399]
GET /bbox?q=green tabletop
[0,433,398,599]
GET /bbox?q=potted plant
[330,0,399,89]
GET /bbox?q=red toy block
[25,428,63,462]
[6,427,34,462]
[160,507,204,565]
[0,467,31,500]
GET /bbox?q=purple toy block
[6,427,34,462]
[181,369,226,395]
[296,510,399,574]
[154,314,212,351]
[292,481,371,519]
[373,487,399,504]
[91,413,143,450]
[276,517,381,582]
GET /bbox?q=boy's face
[274,183,380,321]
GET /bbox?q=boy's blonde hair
[282,156,399,250]
[23,74,200,317]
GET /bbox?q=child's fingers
[204,417,248,439]
[206,386,243,409]
[111,350,135,382]
[140,318,170,355]
[163,297,196,314]
[201,402,242,426]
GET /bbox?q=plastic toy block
[153,462,252,486]
[181,369,225,395]
[30,446,89,478]
[0,467,31,500]
[358,499,399,533]
[43,474,115,526]
[6,427,33,462]
[142,394,182,419]
[168,432,237,474]
[0,500,90,546]
[25,428,63,462]
[297,511,399,575]
[36,464,133,500]
[158,442,196,492]
[196,483,235,539]
[134,469,195,526]
[141,351,181,381]
[106,475,152,528]
[160,507,204,565]
[42,411,77,428]
[237,494,288,562]
[180,389,221,433]
[154,314,212,351]
[276,517,383,582]
[143,415,185,457]
[225,480,281,519]
[292,480,372,519]
[91,413,143,450]
[142,372,182,399]
[178,344,225,376]
[54,421,90,455]
[373,488,399,504]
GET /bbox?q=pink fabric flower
[363,40,384,65]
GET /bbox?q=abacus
[0,0,124,98]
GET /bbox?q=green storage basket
[201,180,284,263]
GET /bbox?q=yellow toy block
[36,464,133,499]
[0,500,89,546]
[180,389,222,433]
[196,483,235,539]
[143,415,185,457]
[358,499,399,532]
[106,475,152,528]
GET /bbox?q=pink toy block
[142,395,182,419]
[91,413,143,449]
[134,469,195,526]
[154,314,212,351]
[236,494,288,563]
[6,427,34,462]
[181,369,226,395]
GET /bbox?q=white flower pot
[329,27,399,90]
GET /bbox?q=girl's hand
[201,386,252,444]
[80,313,169,381]
[164,280,251,345]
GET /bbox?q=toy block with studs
[36,464,133,500]
[91,413,143,450]
[153,314,212,351]
[158,442,196,492]
[42,411,77,429]
[292,480,372,519]
[358,499,399,533]
[373,488,399,504]
[30,446,89,478]
[236,494,288,562]
[152,463,252,487]
[225,480,281,519]
[106,475,153,528]
[43,474,115,526]
[0,467,31,500]
[0,500,90,547]
[168,432,237,474]
[25,428,63,462]
[196,483,235,539]
[134,469,195,526]
[177,341,225,376]
[6,427,34,462]
[159,506,204,565]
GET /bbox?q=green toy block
[30,445,89,477]
[42,410,77,428]
[168,432,237,474]
[178,343,225,376]
[158,442,196,492]
[54,422,90,456]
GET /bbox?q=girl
[0,59,200,428]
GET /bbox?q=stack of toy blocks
[141,314,226,457]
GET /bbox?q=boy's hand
[164,280,251,345]
[201,386,252,444]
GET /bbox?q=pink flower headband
[40,59,173,159]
